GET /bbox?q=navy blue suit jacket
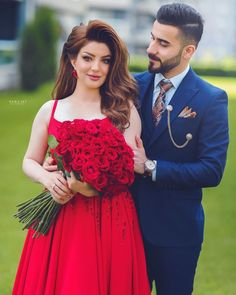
[133,68,229,247]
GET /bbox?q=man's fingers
[135,135,143,149]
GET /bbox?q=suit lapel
[148,68,199,147]
[136,72,155,146]
[137,72,154,106]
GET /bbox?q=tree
[20,7,60,90]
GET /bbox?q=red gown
[12,100,150,295]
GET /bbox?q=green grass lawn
[0,77,235,294]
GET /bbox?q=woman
[13,20,150,294]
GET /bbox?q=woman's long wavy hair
[52,20,138,132]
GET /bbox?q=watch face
[145,160,156,170]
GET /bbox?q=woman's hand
[42,170,74,204]
[43,156,57,172]
[67,171,99,197]
[43,157,99,198]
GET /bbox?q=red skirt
[13,192,150,295]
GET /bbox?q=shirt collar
[154,64,190,90]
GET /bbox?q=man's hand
[133,135,148,174]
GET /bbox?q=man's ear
[183,45,196,60]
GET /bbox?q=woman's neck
[72,83,101,103]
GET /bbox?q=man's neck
[163,64,189,79]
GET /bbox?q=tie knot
[159,80,173,92]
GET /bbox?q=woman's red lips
[88,74,101,80]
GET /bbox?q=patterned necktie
[152,80,173,126]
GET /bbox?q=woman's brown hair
[52,20,138,132]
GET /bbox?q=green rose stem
[14,190,61,238]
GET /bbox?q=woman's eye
[103,59,111,64]
[83,56,91,61]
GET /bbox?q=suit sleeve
[155,90,229,189]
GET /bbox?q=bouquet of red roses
[14,118,134,237]
[53,118,134,190]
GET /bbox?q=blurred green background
[0,76,235,294]
[1,1,236,294]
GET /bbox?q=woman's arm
[123,104,146,174]
[23,100,73,204]
[123,104,142,149]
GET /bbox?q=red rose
[106,148,118,161]
[93,173,108,190]
[62,151,73,171]
[122,153,134,169]
[95,156,110,171]
[82,162,100,182]
[110,161,123,177]
[85,121,100,135]
[56,142,71,155]
[71,157,84,172]
[117,171,134,185]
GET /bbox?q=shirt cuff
[151,161,157,181]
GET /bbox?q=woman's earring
[72,69,78,79]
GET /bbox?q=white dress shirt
[152,64,190,108]
[151,65,190,181]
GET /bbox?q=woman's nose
[91,60,100,71]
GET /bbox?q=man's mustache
[148,54,161,63]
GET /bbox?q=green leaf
[73,170,81,181]
[54,153,64,172]
[48,135,58,149]
[65,170,71,178]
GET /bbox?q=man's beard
[148,50,182,74]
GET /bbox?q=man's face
[147,21,185,76]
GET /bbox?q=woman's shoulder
[129,101,140,119]
[34,100,55,125]
[39,99,55,112]
[125,102,141,134]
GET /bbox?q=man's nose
[147,41,158,55]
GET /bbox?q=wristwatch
[144,159,156,177]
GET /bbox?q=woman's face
[71,41,111,89]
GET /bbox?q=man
[132,3,229,295]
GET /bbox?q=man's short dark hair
[156,3,204,46]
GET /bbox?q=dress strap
[48,100,59,134]
[50,99,58,121]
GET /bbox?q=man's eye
[160,41,168,47]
